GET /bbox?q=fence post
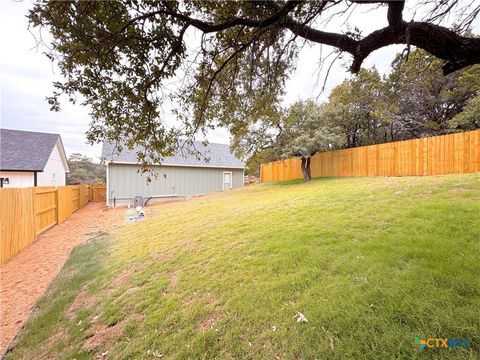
[423,137,428,176]
[32,187,38,242]
[55,187,59,225]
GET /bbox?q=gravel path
[0,201,167,354]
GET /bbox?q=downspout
[34,171,37,187]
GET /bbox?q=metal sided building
[102,141,245,207]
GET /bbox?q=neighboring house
[102,141,245,207]
[0,129,70,188]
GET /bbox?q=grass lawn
[5,174,480,359]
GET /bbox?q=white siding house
[0,129,70,188]
[36,142,69,186]
[0,171,35,187]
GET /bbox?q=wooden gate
[89,184,106,202]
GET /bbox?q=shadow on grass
[4,235,113,360]
[269,176,340,186]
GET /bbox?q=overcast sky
[1,1,476,161]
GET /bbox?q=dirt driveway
[0,201,169,355]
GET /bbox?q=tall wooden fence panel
[71,186,80,213]
[0,188,36,264]
[260,130,480,182]
[57,186,73,224]
[0,184,97,264]
[34,187,57,235]
[80,185,89,207]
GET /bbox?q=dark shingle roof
[0,129,60,171]
[102,140,244,168]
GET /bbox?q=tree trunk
[301,157,312,182]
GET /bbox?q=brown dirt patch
[108,267,135,290]
[449,188,468,192]
[83,319,126,351]
[198,309,223,332]
[48,328,68,345]
[156,253,174,261]
[67,284,96,319]
[169,271,180,287]
[179,238,200,251]
[196,293,223,332]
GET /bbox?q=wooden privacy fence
[260,129,480,182]
[0,184,104,264]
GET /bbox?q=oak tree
[279,101,345,181]
[28,0,480,161]
[386,49,480,139]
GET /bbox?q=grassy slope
[6,174,480,360]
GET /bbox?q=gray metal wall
[108,164,244,199]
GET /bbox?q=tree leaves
[67,153,105,184]
[27,1,480,165]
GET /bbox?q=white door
[223,172,232,190]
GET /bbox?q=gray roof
[102,140,244,168]
[0,129,61,171]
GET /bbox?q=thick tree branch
[113,0,479,75]
[282,17,357,53]
[283,6,480,75]
[350,21,480,74]
[117,0,303,35]
[387,0,405,32]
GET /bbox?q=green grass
[5,174,480,360]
